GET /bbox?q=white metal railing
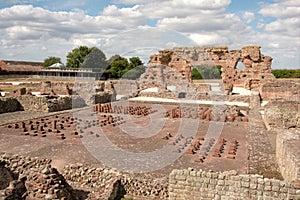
[42,68,94,72]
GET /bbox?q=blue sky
[0,0,299,69]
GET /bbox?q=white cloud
[264,18,300,37]
[189,33,230,46]
[0,0,299,69]
[255,0,300,68]
[242,12,255,24]
[259,0,300,18]
[113,0,150,4]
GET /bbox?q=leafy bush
[272,69,300,78]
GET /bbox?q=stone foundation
[169,168,300,200]
[0,95,87,113]
[1,153,299,200]
[276,129,300,182]
[260,80,300,101]
[0,97,22,114]
[0,153,74,200]
[264,99,300,129]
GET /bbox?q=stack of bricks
[226,139,239,159]
[99,115,125,127]
[195,138,215,163]
[167,106,249,122]
[186,136,204,154]
[94,103,156,117]
[212,138,226,157]
[3,114,78,140]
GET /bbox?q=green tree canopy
[82,47,108,70]
[128,57,143,69]
[108,54,122,65]
[122,65,146,80]
[191,68,202,79]
[107,56,129,78]
[43,56,62,68]
[66,46,91,68]
[272,69,300,78]
[191,66,222,80]
[106,55,145,79]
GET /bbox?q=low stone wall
[113,79,139,97]
[260,80,300,101]
[16,95,50,112]
[0,153,74,200]
[276,129,300,182]
[62,164,169,199]
[1,153,299,200]
[0,161,14,190]
[0,97,22,113]
[93,92,114,104]
[16,95,86,112]
[0,153,169,200]
[0,95,88,113]
[169,168,300,200]
[264,99,300,129]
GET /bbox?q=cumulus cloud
[189,33,230,46]
[259,0,300,18]
[256,0,300,68]
[0,5,145,41]
[242,12,255,24]
[0,0,298,69]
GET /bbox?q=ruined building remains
[145,46,275,90]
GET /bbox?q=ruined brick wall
[0,97,23,113]
[169,168,300,200]
[276,129,300,182]
[113,79,139,97]
[260,80,300,101]
[148,46,275,90]
[0,95,86,113]
[264,99,300,129]
[0,153,168,200]
[63,164,169,199]
[0,153,74,200]
[16,95,86,112]
[139,64,187,90]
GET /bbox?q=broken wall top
[147,45,275,90]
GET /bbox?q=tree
[108,54,122,65]
[128,57,143,69]
[191,66,221,80]
[66,46,91,68]
[43,56,62,68]
[122,65,146,80]
[122,57,145,79]
[191,68,202,79]
[272,69,300,78]
[106,55,145,79]
[107,56,129,78]
[82,47,108,71]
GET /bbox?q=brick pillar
[52,120,57,130]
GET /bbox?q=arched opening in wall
[236,61,246,70]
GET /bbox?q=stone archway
[146,46,275,90]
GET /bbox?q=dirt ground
[0,103,249,175]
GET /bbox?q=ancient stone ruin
[146,46,275,91]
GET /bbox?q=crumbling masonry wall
[276,129,300,182]
[148,46,275,90]
[169,168,300,200]
[260,80,300,101]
